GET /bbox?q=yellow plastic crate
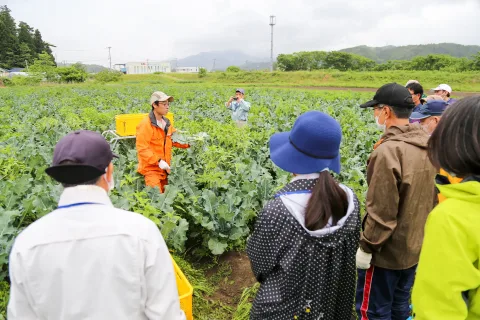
[172,257,194,320]
[114,112,175,137]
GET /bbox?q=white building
[175,67,199,73]
[125,61,171,74]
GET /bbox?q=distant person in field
[355,83,437,320]
[225,88,251,127]
[247,111,361,320]
[433,84,457,104]
[406,82,424,111]
[136,91,190,193]
[8,130,185,320]
[412,96,480,319]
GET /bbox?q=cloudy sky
[4,0,480,66]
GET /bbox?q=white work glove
[356,248,373,269]
[159,160,171,170]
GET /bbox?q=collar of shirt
[156,118,166,130]
[58,185,113,207]
[291,172,320,182]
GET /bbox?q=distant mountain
[176,50,268,71]
[340,43,480,63]
[60,63,107,73]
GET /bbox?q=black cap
[45,130,118,184]
[360,83,415,109]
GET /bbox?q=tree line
[276,51,480,72]
[0,5,54,70]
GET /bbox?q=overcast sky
[4,0,480,66]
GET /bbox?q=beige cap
[425,95,445,102]
[150,91,174,105]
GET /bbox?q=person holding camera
[225,88,251,127]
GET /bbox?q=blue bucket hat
[410,100,449,120]
[269,111,342,174]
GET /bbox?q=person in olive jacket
[355,83,437,320]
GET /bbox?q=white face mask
[104,167,115,192]
[421,121,433,135]
[375,115,386,132]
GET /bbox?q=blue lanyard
[57,202,103,209]
[274,190,312,198]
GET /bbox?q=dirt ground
[206,251,257,306]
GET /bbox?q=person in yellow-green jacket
[412,96,480,320]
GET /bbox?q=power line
[107,46,112,69]
[269,15,276,72]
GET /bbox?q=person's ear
[384,106,392,119]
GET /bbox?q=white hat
[150,91,174,105]
[405,80,419,86]
[432,84,452,93]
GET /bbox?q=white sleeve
[144,226,186,320]
[7,248,38,320]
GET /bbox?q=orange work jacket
[136,111,189,179]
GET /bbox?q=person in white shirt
[8,130,185,320]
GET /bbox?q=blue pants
[356,265,416,320]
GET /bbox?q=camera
[233,97,238,100]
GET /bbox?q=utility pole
[269,15,276,72]
[107,46,112,69]
[212,58,216,71]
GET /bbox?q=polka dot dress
[247,178,361,320]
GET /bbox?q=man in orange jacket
[136,91,190,192]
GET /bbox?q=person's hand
[228,96,234,104]
[159,160,171,170]
[356,248,373,269]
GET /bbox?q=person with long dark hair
[412,96,480,319]
[247,111,361,320]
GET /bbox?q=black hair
[406,82,424,97]
[305,171,349,230]
[59,160,102,188]
[428,96,480,178]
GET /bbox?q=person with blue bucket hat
[247,111,361,320]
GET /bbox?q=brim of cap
[359,100,378,108]
[46,164,105,184]
[269,132,341,174]
[409,112,430,120]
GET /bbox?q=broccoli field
[0,83,378,319]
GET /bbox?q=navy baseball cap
[46,130,118,184]
[235,88,245,94]
[410,100,449,120]
[360,83,414,109]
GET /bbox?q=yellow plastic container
[172,257,194,320]
[114,112,175,136]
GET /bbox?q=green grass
[122,70,480,92]
[0,281,9,320]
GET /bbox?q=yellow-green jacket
[412,178,480,319]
